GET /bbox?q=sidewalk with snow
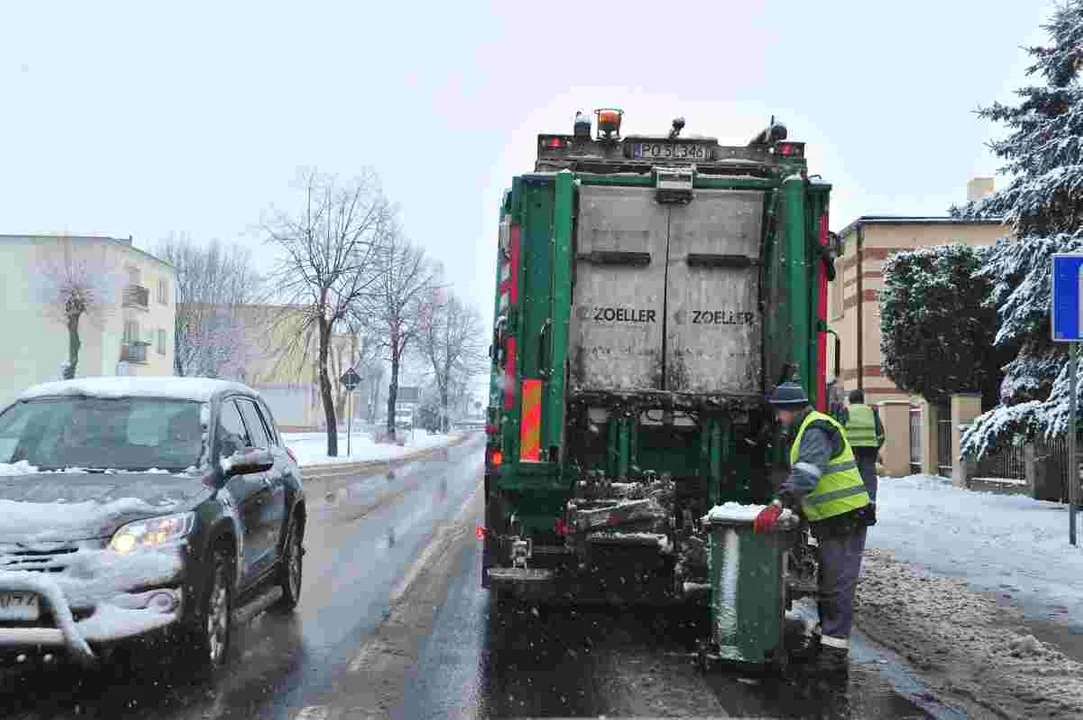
[281,430,459,467]
[857,474,1083,718]
[868,473,1083,626]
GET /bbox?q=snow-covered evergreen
[956,2,1083,458]
[880,244,1004,407]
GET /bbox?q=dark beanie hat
[766,382,810,407]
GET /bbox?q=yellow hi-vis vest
[790,410,872,522]
[845,404,880,448]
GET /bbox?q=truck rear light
[545,136,564,148]
[596,108,623,137]
[476,525,487,540]
[485,423,498,435]
[555,518,573,536]
[777,141,805,158]
[487,449,503,466]
[519,379,542,462]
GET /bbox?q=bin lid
[702,502,768,526]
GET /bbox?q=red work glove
[754,503,783,534]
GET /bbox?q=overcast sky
[0,0,1056,323]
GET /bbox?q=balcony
[123,284,149,310]
[120,343,149,364]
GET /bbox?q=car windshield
[0,396,205,473]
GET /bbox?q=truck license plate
[633,142,708,161]
[0,591,40,621]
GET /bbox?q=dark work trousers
[853,447,879,501]
[817,526,868,646]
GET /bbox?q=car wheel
[272,517,303,612]
[189,545,234,672]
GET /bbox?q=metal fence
[973,440,1027,481]
[1033,434,1073,503]
[909,407,922,475]
[936,418,953,478]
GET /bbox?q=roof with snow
[14,376,257,404]
[838,215,1007,239]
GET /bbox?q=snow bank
[869,474,1083,627]
[858,549,1083,718]
[16,376,252,403]
[282,431,458,466]
[704,502,768,523]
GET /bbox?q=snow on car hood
[0,468,212,542]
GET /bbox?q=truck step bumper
[487,568,555,585]
[487,568,556,602]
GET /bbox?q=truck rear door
[570,184,765,396]
[665,189,764,394]
[572,185,670,392]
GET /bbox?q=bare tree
[418,290,486,432]
[33,237,122,379]
[264,168,390,457]
[363,361,386,424]
[158,235,262,379]
[328,318,381,422]
[362,229,435,441]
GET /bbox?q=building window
[124,320,140,344]
[127,266,141,286]
[157,329,167,355]
[157,278,169,304]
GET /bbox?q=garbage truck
[482,110,840,621]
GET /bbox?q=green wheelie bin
[696,503,789,672]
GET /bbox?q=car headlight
[109,513,195,554]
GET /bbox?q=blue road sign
[1052,253,1083,342]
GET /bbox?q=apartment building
[0,234,175,407]
[827,179,1007,402]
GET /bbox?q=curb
[298,433,475,481]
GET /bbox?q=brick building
[827,178,1007,403]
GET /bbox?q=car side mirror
[221,447,274,477]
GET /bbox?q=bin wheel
[694,640,712,673]
[769,648,790,676]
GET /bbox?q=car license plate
[633,142,709,161]
[0,591,40,621]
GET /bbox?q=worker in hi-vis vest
[753,382,876,681]
[843,389,885,502]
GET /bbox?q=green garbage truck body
[483,111,839,605]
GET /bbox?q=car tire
[188,544,234,673]
[272,516,303,612]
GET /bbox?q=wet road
[1,434,943,719]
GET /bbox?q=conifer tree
[957,1,1083,456]
[880,245,1005,409]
